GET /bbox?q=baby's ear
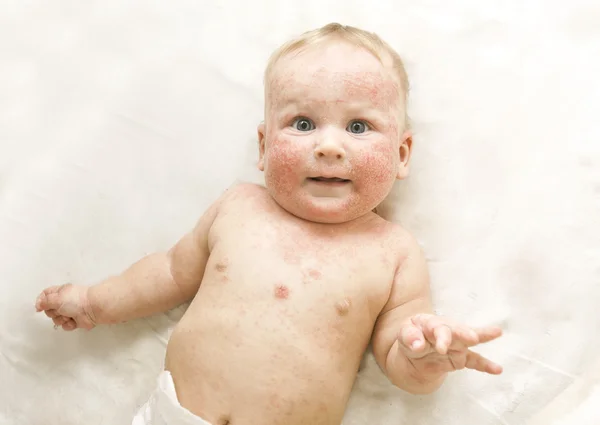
[257,122,266,171]
[396,131,412,179]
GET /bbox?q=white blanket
[1,1,599,424]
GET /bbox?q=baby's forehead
[267,43,402,108]
[269,68,401,110]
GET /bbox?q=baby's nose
[314,138,345,160]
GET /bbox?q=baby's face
[258,41,411,224]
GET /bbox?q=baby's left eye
[347,120,370,134]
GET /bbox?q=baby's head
[257,23,412,224]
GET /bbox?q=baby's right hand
[35,283,97,331]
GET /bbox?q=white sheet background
[1,1,599,424]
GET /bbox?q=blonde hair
[264,22,410,129]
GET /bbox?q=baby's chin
[273,192,376,224]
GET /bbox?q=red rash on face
[332,72,400,110]
[271,68,400,111]
[274,283,290,300]
[261,43,407,223]
[264,129,398,222]
[351,142,396,185]
[264,138,302,196]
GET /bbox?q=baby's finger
[44,309,58,319]
[446,325,479,350]
[62,319,77,331]
[433,324,452,355]
[465,350,503,375]
[52,316,68,327]
[398,323,427,354]
[474,326,503,344]
[410,314,443,343]
[35,286,61,309]
[37,292,64,312]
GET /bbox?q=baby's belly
[164,291,371,425]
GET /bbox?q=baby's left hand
[397,314,503,378]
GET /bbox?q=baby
[35,23,503,425]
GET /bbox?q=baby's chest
[213,227,393,315]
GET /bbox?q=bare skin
[167,184,408,424]
[35,39,503,425]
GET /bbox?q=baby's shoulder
[217,181,268,205]
[372,218,423,266]
[208,181,273,220]
[388,222,419,248]
[369,214,413,243]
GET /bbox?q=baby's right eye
[291,117,315,132]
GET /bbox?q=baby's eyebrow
[272,92,316,107]
[275,96,395,117]
[275,95,377,109]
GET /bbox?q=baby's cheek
[353,143,396,186]
[265,139,303,194]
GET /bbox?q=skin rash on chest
[207,197,395,325]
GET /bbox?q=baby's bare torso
[165,185,404,425]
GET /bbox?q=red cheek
[265,139,304,194]
[353,144,396,184]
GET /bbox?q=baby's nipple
[335,298,351,316]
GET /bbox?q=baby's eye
[292,117,315,132]
[347,120,370,134]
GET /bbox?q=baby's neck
[284,207,384,234]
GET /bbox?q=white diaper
[132,370,212,425]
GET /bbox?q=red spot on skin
[216,259,229,283]
[302,268,322,284]
[274,283,290,299]
[283,249,300,265]
[215,258,228,272]
[308,269,322,280]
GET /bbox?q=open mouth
[308,177,351,183]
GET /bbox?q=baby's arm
[371,237,440,393]
[87,197,219,324]
[371,235,502,394]
[36,192,224,329]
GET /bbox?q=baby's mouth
[308,177,350,183]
